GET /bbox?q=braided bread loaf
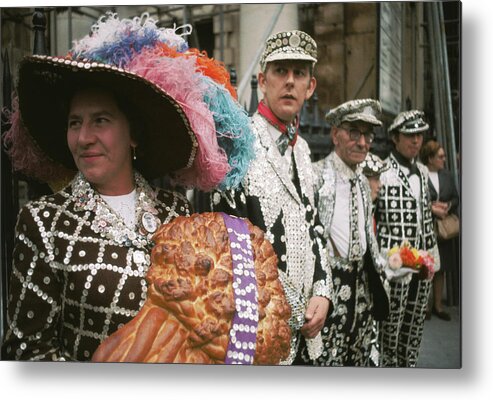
[92,212,291,364]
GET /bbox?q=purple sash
[221,213,259,365]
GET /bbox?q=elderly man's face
[332,121,373,168]
[258,60,316,124]
[67,87,136,195]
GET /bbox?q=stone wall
[310,2,378,113]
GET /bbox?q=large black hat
[6,12,254,192]
[18,55,196,180]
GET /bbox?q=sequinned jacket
[203,112,333,363]
[313,152,388,314]
[375,154,440,276]
[1,172,191,361]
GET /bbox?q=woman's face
[67,88,136,195]
[428,147,446,171]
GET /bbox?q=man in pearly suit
[375,110,440,367]
[202,30,332,365]
[301,99,389,366]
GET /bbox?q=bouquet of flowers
[387,241,435,280]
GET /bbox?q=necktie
[392,149,419,177]
[348,177,361,261]
[275,123,296,156]
[408,163,420,177]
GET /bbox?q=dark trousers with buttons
[299,257,378,366]
[378,274,432,367]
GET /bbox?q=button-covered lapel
[256,118,302,204]
[389,154,415,199]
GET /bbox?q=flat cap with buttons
[325,98,383,127]
[360,152,389,177]
[259,30,317,71]
[388,110,429,135]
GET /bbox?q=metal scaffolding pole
[219,5,224,62]
[427,4,445,146]
[426,2,458,189]
[437,2,459,189]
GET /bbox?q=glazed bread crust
[92,212,291,364]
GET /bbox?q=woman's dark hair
[420,139,442,165]
[114,94,145,146]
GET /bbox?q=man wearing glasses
[302,99,389,366]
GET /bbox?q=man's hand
[300,296,330,339]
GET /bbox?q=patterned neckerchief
[257,100,298,155]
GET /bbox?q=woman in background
[420,139,459,321]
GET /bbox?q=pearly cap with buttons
[388,110,429,135]
[360,152,389,177]
[325,98,383,127]
[260,30,317,71]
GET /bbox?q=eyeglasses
[340,125,375,144]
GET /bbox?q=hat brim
[397,125,429,135]
[341,113,383,126]
[18,55,196,180]
[263,53,317,66]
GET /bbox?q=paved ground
[417,305,461,368]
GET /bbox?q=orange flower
[400,247,418,268]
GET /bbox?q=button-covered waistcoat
[375,154,440,271]
[1,172,191,361]
[313,152,386,273]
[206,112,333,363]
[313,153,388,323]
